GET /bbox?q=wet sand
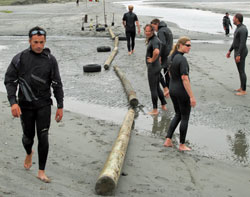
[1,0,250,196]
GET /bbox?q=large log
[108,27,116,40]
[104,36,119,70]
[95,109,135,196]
[113,65,139,107]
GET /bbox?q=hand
[11,104,21,118]
[55,108,63,122]
[226,51,231,58]
[190,97,196,107]
[138,29,141,35]
[147,57,153,63]
[235,56,241,63]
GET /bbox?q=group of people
[122,6,248,151]
[3,5,248,183]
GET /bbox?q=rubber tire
[96,27,105,32]
[83,64,102,72]
[97,46,111,52]
[118,36,127,41]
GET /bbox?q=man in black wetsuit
[122,5,141,55]
[4,26,64,183]
[144,24,167,115]
[226,13,248,96]
[223,12,233,36]
[151,18,173,97]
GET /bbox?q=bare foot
[37,170,51,183]
[128,51,132,55]
[234,88,242,92]
[235,91,247,96]
[179,144,191,151]
[24,150,34,170]
[148,109,159,115]
[161,105,167,111]
[164,138,173,147]
[132,49,135,54]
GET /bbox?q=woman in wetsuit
[163,37,196,151]
[144,24,167,115]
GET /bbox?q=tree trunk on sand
[95,109,135,196]
[113,65,139,107]
[108,27,115,40]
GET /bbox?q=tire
[83,64,102,72]
[97,46,111,52]
[118,36,127,41]
[96,27,105,32]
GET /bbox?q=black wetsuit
[146,35,166,109]
[223,15,232,35]
[122,11,138,52]
[5,47,64,170]
[166,51,191,144]
[229,23,248,91]
[157,21,173,88]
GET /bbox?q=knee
[38,128,49,142]
[22,134,33,145]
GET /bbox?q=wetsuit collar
[148,34,156,41]
[237,23,243,28]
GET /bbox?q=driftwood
[104,36,119,70]
[108,27,116,40]
[113,65,139,107]
[95,109,135,196]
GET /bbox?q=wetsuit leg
[20,108,36,155]
[131,31,136,51]
[125,31,131,52]
[148,69,160,109]
[166,95,191,144]
[178,97,191,144]
[166,95,181,139]
[226,28,229,35]
[236,54,247,91]
[157,76,167,105]
[36,105,51,170]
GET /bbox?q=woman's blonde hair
[169,36,191,56]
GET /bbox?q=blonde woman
[164,37,196,151]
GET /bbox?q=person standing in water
[226,13,248,96]
[144,24,167,115]
[122,5,141,55]
[164,37,196,151]
[151,18,173,97]
[223,12,233,36]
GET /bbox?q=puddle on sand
[1,82,249,165]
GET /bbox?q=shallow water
[116,0,250,35]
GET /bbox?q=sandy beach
[1,0,250,196]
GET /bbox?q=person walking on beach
[4,26,64,183]
[144,24,167,115]
[226,13,248,96]
[122,5,141,55]
[223,12,233,36]
[163,37,196,151]
[151,18,173,97]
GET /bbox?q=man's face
[144,26,154,38]
[233,16,238,25]
[151,23,158,32]
[29,35,46,54]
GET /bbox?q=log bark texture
[95,109,135,196]
[108,27,116,40]
[114,65,139,107]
